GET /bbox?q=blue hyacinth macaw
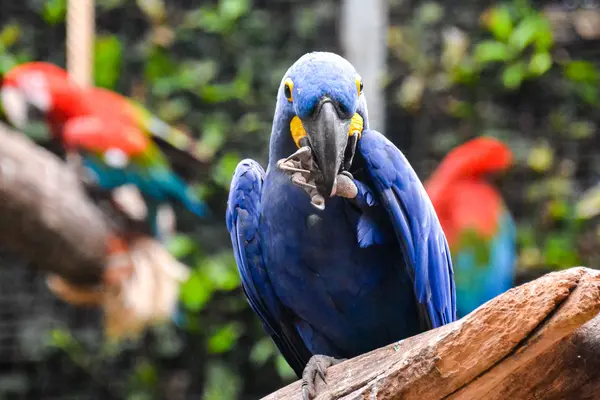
[226,52,456,399]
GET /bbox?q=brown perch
[0,121,109,285]
[264,267,600,400]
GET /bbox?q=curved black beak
[301,99,351,197]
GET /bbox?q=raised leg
[301,354,345,400]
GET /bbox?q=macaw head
[271,52,369,197]
[1,62,77,130]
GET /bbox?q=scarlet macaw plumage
[425,137,516,318]
[1,62,208,239]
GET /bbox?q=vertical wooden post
[340,0,388,133]
[67,0,95,88]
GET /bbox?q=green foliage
[94,35,122,89]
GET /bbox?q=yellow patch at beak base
[290,116,307,148]
[349,113,363,139]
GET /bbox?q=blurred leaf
[199,252,240,291]
[567,120,595,139]
[145,48,177,84]
[156,97,190,122]
[398,75,425,111]
[213,152,242,189]
[94,35,123,89]
[485,6,513,41]
[543,233,579,267]
[219,0,250,21]
[178,60,217,91]
[473,40,511,64]
[208,323,242,353]
[527,141,554,172]
[0,53,18,75]
[43,0,67,25]
[528,52,552,77]
[0,24,21,48]
[136,0,167,24]
[203,363,241,400]
[250,337,276,365]
[180,271,214,312]
[133,360,158,387]
[275,355,296,380]
[576,185,600,219]
[166,234,197,258]
[563,61,598,84]
[508,15,541,52]
[416,2,444,25]
[502,62,526,90]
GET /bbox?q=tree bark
[264,267,600,400]
[0,122,109,285]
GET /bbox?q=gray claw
[300,355,345,400]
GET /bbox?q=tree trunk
[264,267,600,400]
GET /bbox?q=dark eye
[356,77,364,96]
[284,78,294,102]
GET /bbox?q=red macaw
[425,137,516,318]
[1,62,209,239]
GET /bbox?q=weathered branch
[264,267,600,400]
[0,121,109,284]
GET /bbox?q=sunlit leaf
[0,24,21,48]
[43,0,67,25]
[473,40,511,64]
[180,272,214,312]
[527,141,554,172]
[563,61,598,84]
[200,252,241,291]
[528,52,552,77]
[94,35,122,89]
[219,0,250,21]
[208,323,243,353]
[508,15,541,52]
[501,62,526,90]
[166,234,197,258]
[484,6,513,41]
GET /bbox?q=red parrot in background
[425,137,517,318]
[0,62,209,240]
[0,62,208,336]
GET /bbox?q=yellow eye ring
[284,78,294,102]
[356,77,363,96]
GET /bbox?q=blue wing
[226,159,312,376]
[357,130,456,328]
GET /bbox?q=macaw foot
[301,354,345,400]
[277,147,357,210]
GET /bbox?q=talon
[332,173,358,199]
[300,355,344,400]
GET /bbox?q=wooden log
[264,267,600,400]
[0,122,109,284]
